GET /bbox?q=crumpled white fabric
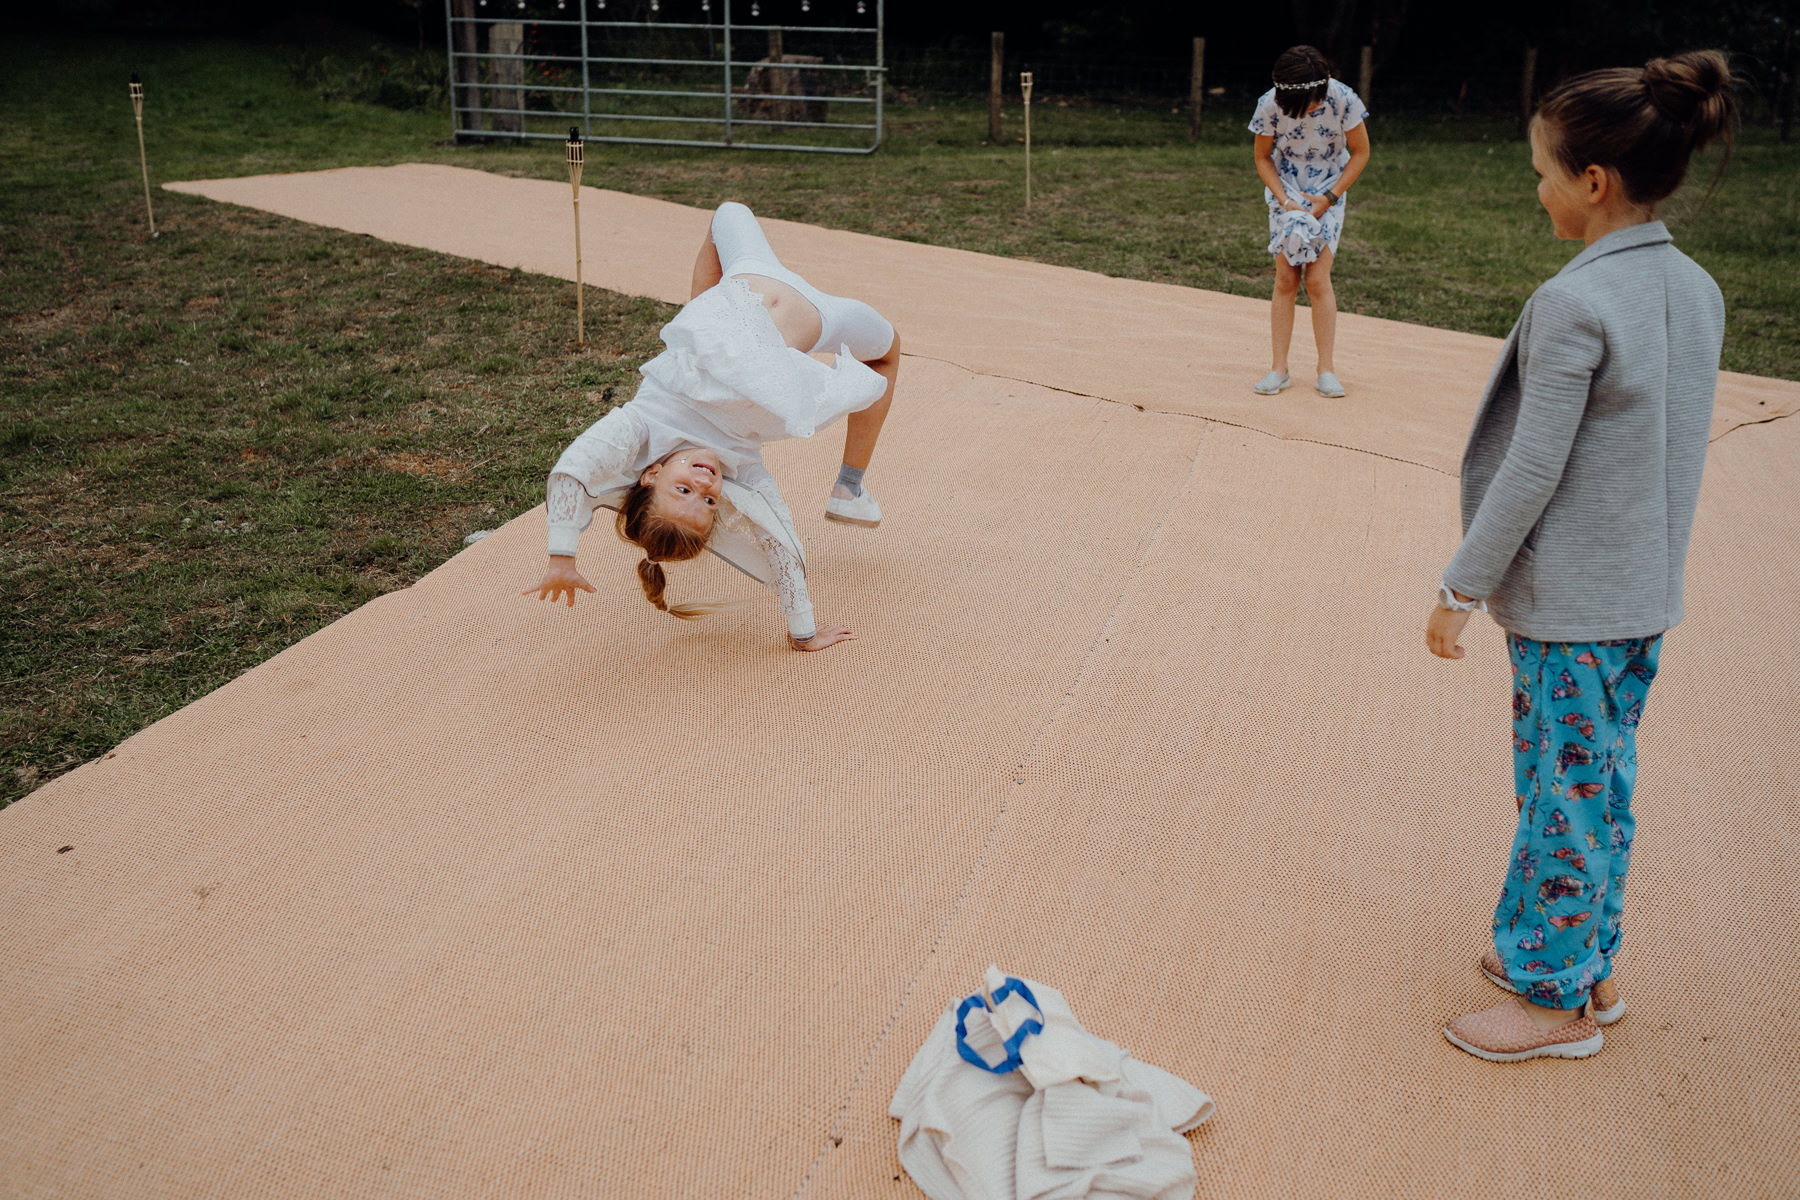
[891,966,1215,1200]
[641,277,886,442]
[1268,203,1326,267]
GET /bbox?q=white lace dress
[546,278,888,639]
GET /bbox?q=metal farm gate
[444,0,884,153]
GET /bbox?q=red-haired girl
[524,202,900,652]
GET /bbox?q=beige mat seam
[1705,406,1798,444]
[904,352,1457,477]
[787,420,1213,1200]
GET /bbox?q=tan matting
[167,164,1797,473]
[2,167,1796,1199]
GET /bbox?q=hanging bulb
[856,0,865,11]
[750,1,758,13]
[557,0,565,8]
[800,0,809,10]
[649,0,658,11]
[701,0,709,10]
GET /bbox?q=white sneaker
[826,486,881,528]
[1253,370,1291,395]
[1315,371,1346,398]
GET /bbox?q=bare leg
[689,229,723,300]
[1305,248,1337,375]
[837,329,900,477]
[1269,256,1301,373]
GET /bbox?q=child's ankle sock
[834,463,865,498]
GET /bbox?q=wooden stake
[1188,37,1205,142]
[1358,45,1374,106]
[566,127,585,345]
[1519,46,1538,137]
[988,32,1003,143]
[129,73,156,238]
[1020,71,1033,210]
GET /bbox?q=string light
[701,0,710,10]
[750,1,758,13]
[800,0,809,10]
[856,0,864,10]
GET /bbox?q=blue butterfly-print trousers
[1494,633,1661,1009]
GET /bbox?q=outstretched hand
[790,624,857,652]
[523,555,596,607]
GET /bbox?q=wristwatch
[1323,187,1341,203]
[1436,582,1486,613]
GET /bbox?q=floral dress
[1247,79,1369,266]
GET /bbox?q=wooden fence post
[1189,37,1205,142]
[1782,28,1796,142]
[1519,46,1538,136]
[451,0,482,134]
[989,32,1004,143]
[1357,45,1374,105]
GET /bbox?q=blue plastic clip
[953,976,1044,1074]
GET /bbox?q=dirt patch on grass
[376,450,467,480]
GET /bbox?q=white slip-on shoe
[825,487,881,528]
[1315,371,1346,398]
[1253,370,1291,395]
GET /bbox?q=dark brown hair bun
[1641,51,1734,149]
[1534,49,1736,207]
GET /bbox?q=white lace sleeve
[720,463,815,639]
[750,525,814,640]
[546,404,647,556]
[546,473,593,557]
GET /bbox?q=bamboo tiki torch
[129,72,157,237]
[566,126,585,345]
[1020,71,1034,211]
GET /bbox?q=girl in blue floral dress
[1248,45,1371,399]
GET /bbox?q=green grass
[2,35,1797,807]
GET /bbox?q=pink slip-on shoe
[1444,999,1603,1062]
[1480,948,1518,993]
[1480,949,1625,1026]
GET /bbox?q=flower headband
[1274,77,1328,90]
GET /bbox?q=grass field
[3,35,1797,807]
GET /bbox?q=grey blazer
[1444,221,1724,642]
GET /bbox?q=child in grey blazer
[1425,50,1736,1062]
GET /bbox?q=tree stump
[488,22,525,135]
[740,55,826,126]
